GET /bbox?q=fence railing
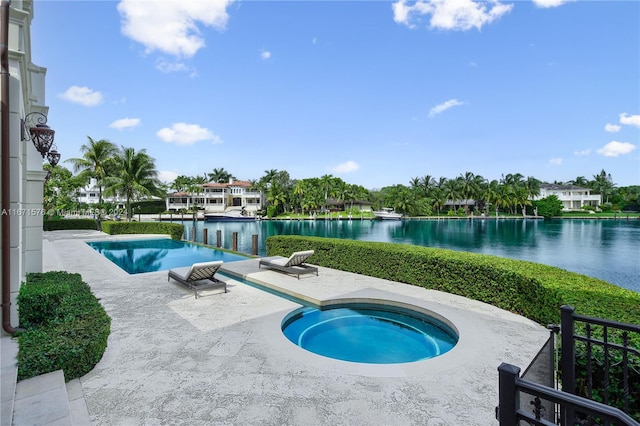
[497,305,639,426]
[497,363,639,425]
[560,305,640,425]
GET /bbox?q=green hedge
[265,236,640,326]
[43,218,98,231]
[100,221,184,240]
[16,272,111,381]
[131,199,167,214]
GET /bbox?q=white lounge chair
[258,250,318,279]
[168,261,226,298]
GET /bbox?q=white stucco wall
[1,0,48,335]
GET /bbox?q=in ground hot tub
[281,302,458,364]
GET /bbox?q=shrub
[534,195,564,218]
[43,218,98,231]
[16,272,111,381]
[131,200,166,214]
[265,235,640,326]
[100,221,184,240]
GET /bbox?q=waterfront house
[166,179,263,214]
[77,178,126,208]
[535,184,601,211]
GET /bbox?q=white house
[166,179,263,214]
[1,0,49,336]
[535,184,601,211]
[76,178,125,207]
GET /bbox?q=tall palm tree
[442,179,461,212]
[421,175,436,197]
[170,175,191,193]
[104,147,161,220]
[591,169,615,203]
[319,174,335,212]
[569,176,589,186]
[207,168,235,183]
[65,137,118,205]
[459,171,477,212]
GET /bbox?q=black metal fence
[560,305,639,425]
[497,305,640,426]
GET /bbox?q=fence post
[192,226,196,242]
[203,228,208,245]
[497,363,520,425]
[216,230,221,248]
[252,234,258,256]
[560,305,576,426]
[232,232,238,251]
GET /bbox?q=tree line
[44,136,639,219]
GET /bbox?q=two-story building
[76,178,126,207]
[535,184,601,211]
[166,179,263,215]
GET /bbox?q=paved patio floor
[43,230,549,425]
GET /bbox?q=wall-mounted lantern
[22,111,55,158]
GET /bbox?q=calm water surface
[178,219,639,293]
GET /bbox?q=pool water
[87,239,247,274]
[282,303,458,364]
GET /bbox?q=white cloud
[549,158,563,165]
[596,141,637,157]
[117,0,234,58]
[392,0,513,31]
[260,50,272,60]
[157,170,179,183]
[156,59,189,74]
[156,123,221,146]
[574,149,591,156]
[428,99,464,117]
[532,0,574,8]
[330,161,360,174]
[619,113,640,128]
[604,123,621,133]
[59,86,103,106]
[109,118,141,130]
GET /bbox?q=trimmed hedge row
[43,218,98,231]
[16,271,111,381]
[265,235,640,326]
[100,221,184,240]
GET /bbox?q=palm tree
[266,181,287,216]
[319,174,335,212]
[458,171,477,212]
[170,175,191,193]
[65,137,118,205]
[207,168,235,183]
[569,176,589,186]
[421,175,436,197]
[104,147,161,220]
[591,169,615,203]
[523,176,541,212]
[442,179,461,212]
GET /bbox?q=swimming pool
[282,302,458,364]
[87,239,248,274]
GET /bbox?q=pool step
[12,370,90,425]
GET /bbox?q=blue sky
[31,0,639,189]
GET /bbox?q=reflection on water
[179,218,639,292]
[87,238,247,274]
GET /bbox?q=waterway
[175,218,639,293]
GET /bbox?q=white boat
[204,207,257,222]
[372,208,402,220]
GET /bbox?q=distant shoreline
[147,213,640,222]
